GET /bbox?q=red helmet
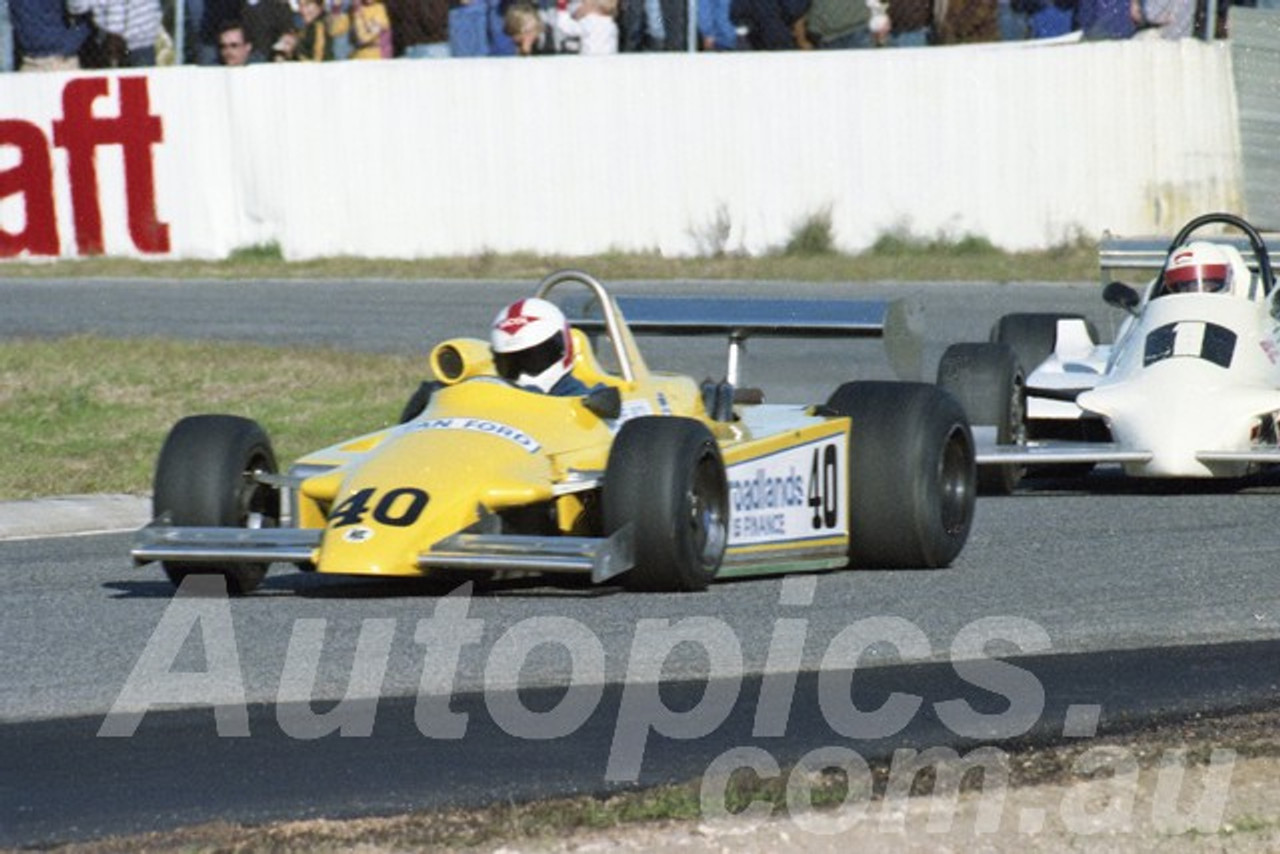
[490,298,574,393]
[1162,242,1233,295]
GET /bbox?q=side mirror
[582,385,621,420]
[1103,281,1140,316]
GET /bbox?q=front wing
[132,522,637,585]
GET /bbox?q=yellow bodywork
[290,338,706,578]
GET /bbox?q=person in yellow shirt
[350,0,393,57]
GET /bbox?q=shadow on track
[7,638,1280,848]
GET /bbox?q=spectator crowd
[3,0,1274,71]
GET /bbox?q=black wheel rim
[237,450,278,529]
[689,452,728,568]
[1008,375,1027,446]
[937,426,974,535]
[1005,373,1028,482]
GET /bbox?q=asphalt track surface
[2,278,1279,847]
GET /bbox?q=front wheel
[152,415,280,595]
[604,417,728,592]
[824,382,975,569]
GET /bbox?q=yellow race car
[133,270,976,594]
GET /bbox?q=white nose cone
[1080,364,1280,477]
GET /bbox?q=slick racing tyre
[989,312,1098,376]
[152,415,280,595]
[824,382,975,569]
[604,417,728,592]
[937,342,1025,495]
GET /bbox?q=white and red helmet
[1162,242,1233,295]
[490,298,574,393]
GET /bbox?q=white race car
[938,212,1280,493]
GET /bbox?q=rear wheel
[604,417,728,592]
[990,313,1097,376]
[824,382,975,568]
[152,415,280,595]
[937,342,1025,495]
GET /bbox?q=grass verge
[0,242,1099,283]
[0,336,423,500]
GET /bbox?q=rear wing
[565,294,922,385]
[1099,233,1280,286]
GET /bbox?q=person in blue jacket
[10,0,92,71]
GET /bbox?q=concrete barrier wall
[0,38,1242,261]
[1232,9,1280,231]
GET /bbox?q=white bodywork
[985,244,1280,478]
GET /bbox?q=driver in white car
[1162,242,1234,294]
[1159,241,1256,298]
